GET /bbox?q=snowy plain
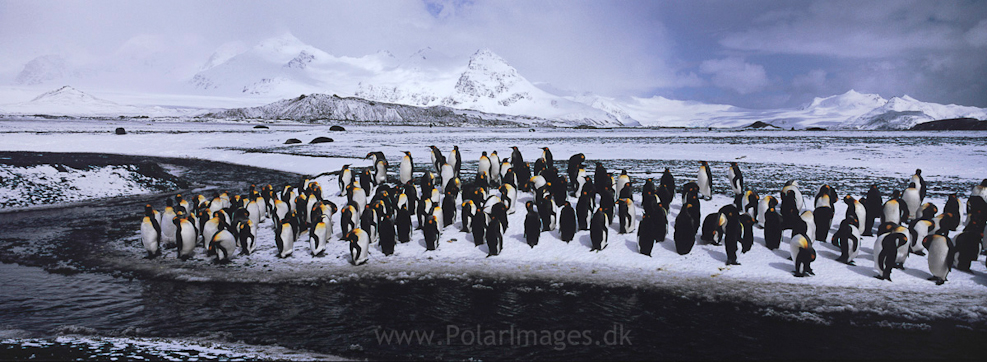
[1,118,986,324]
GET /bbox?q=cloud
[966,20,987,47]
[718,0,980,58]
[792,69,827,91]
[699,57,769,95]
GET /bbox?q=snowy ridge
[0,86,200,117]
[200,93,549,126]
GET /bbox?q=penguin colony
[139,147,987,284]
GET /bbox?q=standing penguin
[781,180,804,211]
[449,146,462,178]
[378,214,396,256]
[638,213,657,256]
[524,201,541,248]
[763,206,783,250]
[739,213,755,253]
[567,153,585,192]
[471,209,487,246]
[863,185,883,236]
[346,228,370,265]
[659,168,675,201]
[210,219,236,263]
[160,202,178,248]
[618,198,637,234]
[674,203,697,255]
[912,169,928,201]
[423,215,440,251]
[874,230,908,281]
[882,196,904,225]
[590,208,609,251]
[238,221,256,256]
[757,195,779,228]
[478,151,491,180]
[175,217,197,260]
[559,201,577,243]
[727,162,743,195]
[698,161,713,200]
[908,219,935,255]
[309,219,329,256]
[396,205,412,243]
[791,234,816,277]
[428,146,445,174]
[485,214,503,256]
[594,162,610,194]
[399,151,414,185]
[274,212,298,258]
[489,151,502,186]
[832,218,861,265]
[814,204,834,242]
[721,205,742,265]
[921,234,953,285]
[576,190,593,231]
[615,170,630,199]
[140,205,162,258]
[902,184,921,222]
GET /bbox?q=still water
[1,262,983,360]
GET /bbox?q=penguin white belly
[883,204,901,224]
[927,236,950,281]
[278,226,295,258]
[441,164,454,191]
[800,211,815,241]
[160,215,177,245]
[140,218,160,256]
[847,225,861,261]
[310,222,328,256]
[697,169,711,199]
[902,189,920,220]
[478,158,491,178]
[895,234,909,264]
[177,221,196,259]
[854,203,866,226]
[351,230,370,265]
[756,198,771,228]
[873,234,886,271]
[212,230,236,262]
[911,223,930,253]
[400,159,413,184]
[202,220,220,249]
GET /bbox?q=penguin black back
[638,212,656,256]
[763,206,783,250]
[396,206,412,243]
[590,208,608,251]
[559,202,576,243]
[674,204,696,255]
[379,215,396,256]
[524,201,541,248]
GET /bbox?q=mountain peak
[255,32,307,53]
[468,48,510,68]
[30,85,109,104]
[804,89,886,110]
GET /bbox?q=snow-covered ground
[2,119,986,323]
[0,163,181,209]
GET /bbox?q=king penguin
[727,162,743,195]
[832,217,860,265]
[674,203,697,255]
[791,234,816,277]
[140,204,162,258]
[590,208,609,251]
[400,151,414,185]
[346,228,370,265]
[524,201,541,248]
[698,161,713,200]
[923,234,954,285]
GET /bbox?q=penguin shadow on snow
[658,238,677,253]
[578,233,593,250]
[971,269,987,287]
[768,262,794,274]
[623,238,638,253]
[705,248,728,263]
[845,263,876,278]
[770,249,790,260]
[901,265,932,280]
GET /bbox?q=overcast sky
[1,0,985,108]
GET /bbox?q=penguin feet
[793,271,806,278]
[874,275,891,282]
[846,261,856,266]
[895,264,905,270]
[726,261,741,266]
[935,278,946,286]
[927,276,938,281]
[805,269,815,276]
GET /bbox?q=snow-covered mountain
[200,93,557,126]
[0,86,198,117]
[190,35,623,126]
[587,89,987,129]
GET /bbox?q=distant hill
[910,118,987,130]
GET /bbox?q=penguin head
[144,204,154,217]
[915,169,922,176]
[166,198,174,207]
